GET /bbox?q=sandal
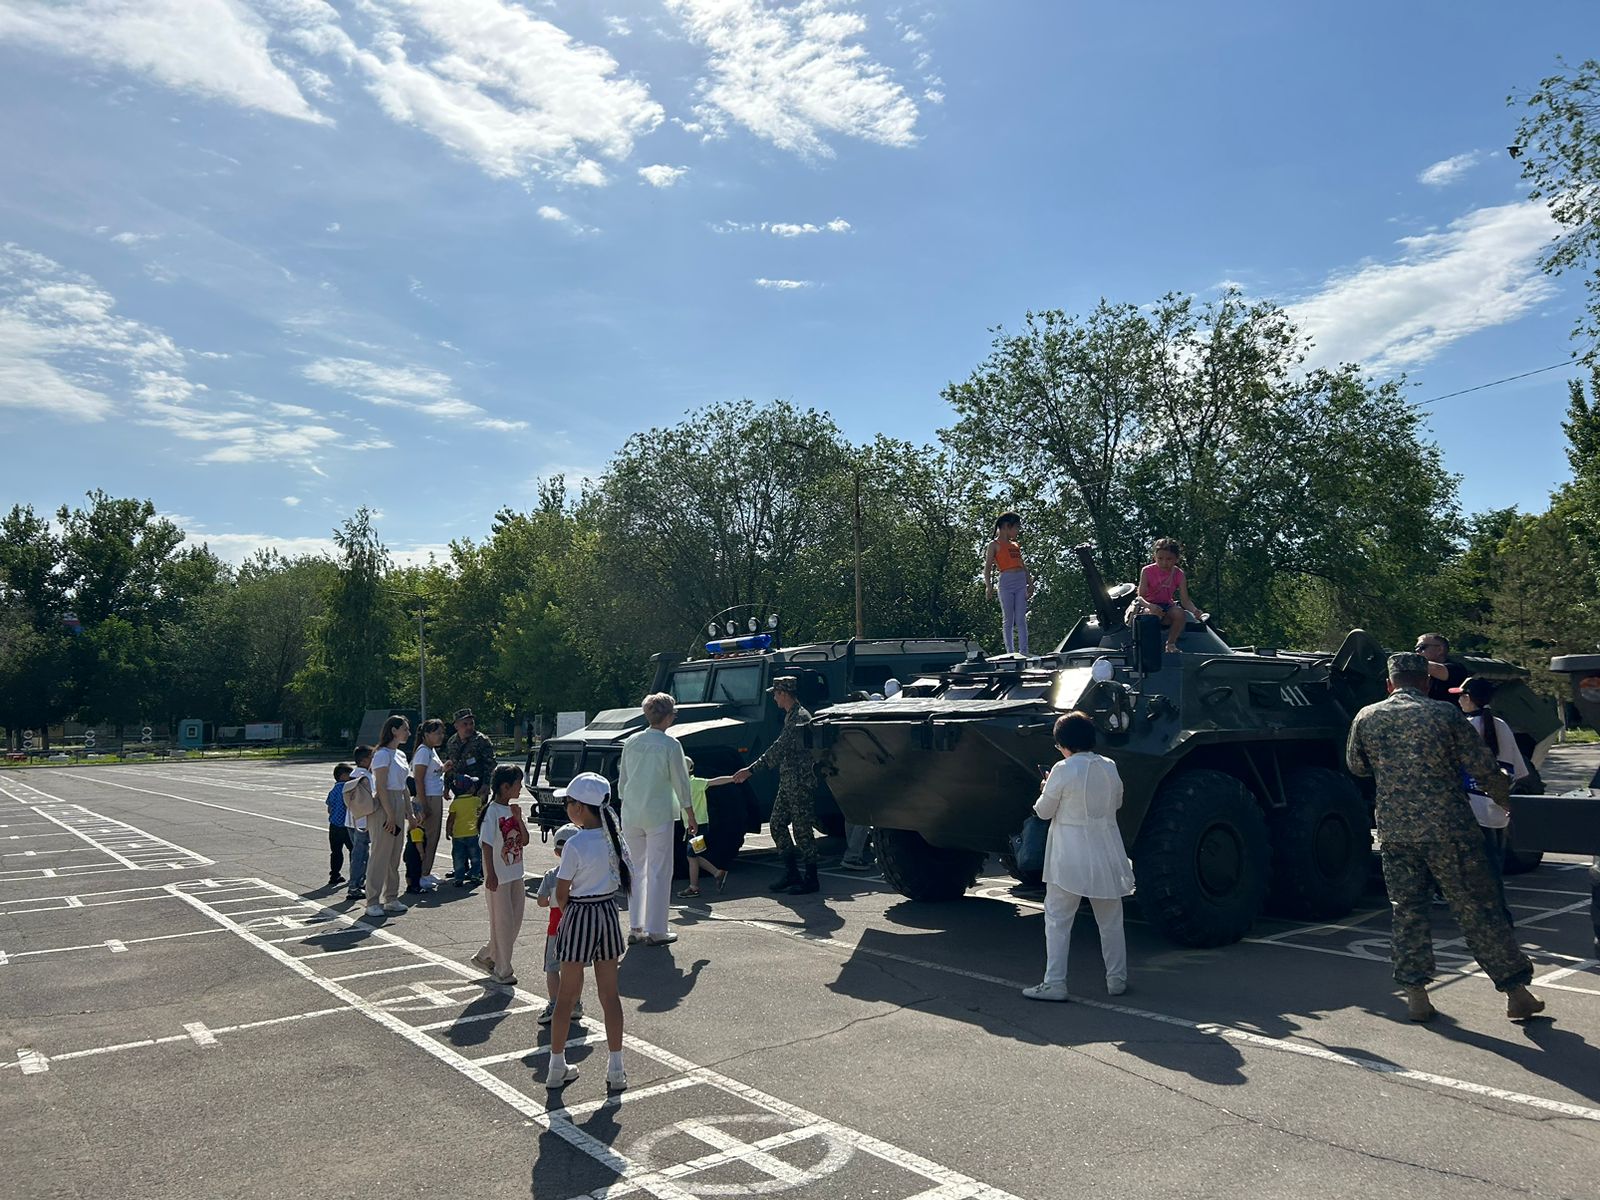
[677,886,701,898]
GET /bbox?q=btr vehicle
[526,612,977,851]
[808,545,1562,948]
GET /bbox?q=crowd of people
[310,531,1553,1093]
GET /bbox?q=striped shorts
[553,894,625,964]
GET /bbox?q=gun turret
[1073,542,1127,635]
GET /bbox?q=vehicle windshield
[668,666,711,704]
[711,663,765,704]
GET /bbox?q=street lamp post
[417,608,428,722]
[852,468,863,640]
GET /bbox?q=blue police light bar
[706,633,773,655]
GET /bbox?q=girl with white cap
[547,771,633,1092]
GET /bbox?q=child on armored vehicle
[1128,538,1205,653]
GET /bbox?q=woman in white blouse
[1023,711,1135,1002]
[364,714,412,918]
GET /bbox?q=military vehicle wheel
[874,828,984,901]
[1504,765,1545,875]
[1133,769,1271,947]
[1265,767,1369,920]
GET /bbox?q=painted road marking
[165,878,1033,1200]
[66,773,327,832]
[625,1115,853,1196]
[105,939,127,953]
[17,1048,48,1075]
[183,1022,218,1048]
[683,904,1600,1124]
[0,929,224,962]
[0,776,212,870]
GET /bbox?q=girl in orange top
[983,512,1032,655]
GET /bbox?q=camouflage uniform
[444,730,496,799]
[756,702,817,867]
[1346,670,1532,992]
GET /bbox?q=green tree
[1511,57,1600,349]
[0,505,71,746]
[296,508,403,738]
[943,294,1461,650]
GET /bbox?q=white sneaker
[490,970,517,987]
[364,904,385,918]
[470,949,495,970]
[1022,981,1070,1002]
[382,901,407,914]
[606,1067,628,1092]
[571,1000,585,1021]
[546,1062,579,1089]
[1106,978,1128,996]
[537,1003,555,1025]
[645,931,678,946]
[419,877,437,892]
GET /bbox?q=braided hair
[596,800,633,894]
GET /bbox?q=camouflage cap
[769,675,799,696]
[1387,652,1429,678]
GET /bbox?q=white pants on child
[1042,883,1126,988]
[479,879,526,976]
[624,819,675,938]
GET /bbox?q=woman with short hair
[618,692,699,946]
[1023,711,1135,1001]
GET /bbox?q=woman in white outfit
[618,693,700,946]
[1023,711,1135,1001]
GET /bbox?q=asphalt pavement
[2,750,1598,1200]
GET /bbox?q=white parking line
[0,776,213,870]
[55,773,326,833]
[683,904,1600,1124]
[166,878,1034,1200]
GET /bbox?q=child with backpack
[535,823,585,1024]
[342,746,376,902]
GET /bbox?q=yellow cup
[689,833,708,854]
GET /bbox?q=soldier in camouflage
[736,676,820,895]
[1346,653,1547,1023]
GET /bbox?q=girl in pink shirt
[1131,538,1204,653]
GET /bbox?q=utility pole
[417,608,428,721]
[853,468,864,640]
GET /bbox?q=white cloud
[1289,201,1560,372]
[303,355,528,428]
[755,278,814,290]
[283,495,302,506]
[1418,151,1481,187]
[666,0,918,157]
[538,205,569,222]
[325,221,341,233]
[638,163,689,187]
[0,0,324,122]
[110,231,159,246]
[182,530,339,563]
[3,1,664,186]
[605,15,631,36]
[715,217,851,236]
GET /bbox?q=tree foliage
[1511,57,1600,350]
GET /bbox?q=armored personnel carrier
[526,609,977,851]
[809,545,1560,947]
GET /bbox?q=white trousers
[1042,883,1127,987]
[624,820,675,937]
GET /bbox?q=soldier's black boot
[786,864,820,895]
[769,854,801,891]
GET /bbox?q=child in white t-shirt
[472,765,529,986]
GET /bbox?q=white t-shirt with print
[413,744,446,797]
[557,827,621,897]
[480,801,526,883]
[371,747,410,792]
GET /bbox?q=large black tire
[1504,764,1545,875]
[1133,768,1271,947]
[1265,766,1370,920]
[874,828,985,901]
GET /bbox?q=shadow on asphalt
[619,952,710,1013]
[1425,1011,1599,1103]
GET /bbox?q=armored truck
[808,545,1561,948]
[526,623,978,853]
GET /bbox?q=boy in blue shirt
[326,764,353,888]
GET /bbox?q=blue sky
[2,1,1595,563]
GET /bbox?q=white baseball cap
[552,822,582,848]
[555,771,611,807]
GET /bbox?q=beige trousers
[363,790,406,905]
[477,878,526,977]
